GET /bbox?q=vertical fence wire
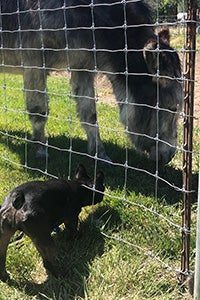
[0,1,199,297]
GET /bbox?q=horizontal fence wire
[0,0,199,297]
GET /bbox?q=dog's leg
[23,58,49,159]
[33,235,58,277]
[64,215,79,239]
[24,218,58,277]
[0,227,15,281]
[71,71,111,162]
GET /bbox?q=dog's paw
[0,270,10,282]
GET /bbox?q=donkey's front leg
[23,66,49,159]
[71,71,111,162]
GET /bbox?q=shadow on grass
[0,130,198,204]
[6,206,121,300]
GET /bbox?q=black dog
[0,165,104,280]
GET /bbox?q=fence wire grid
[0,0,199,299]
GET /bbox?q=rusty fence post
[194,163,200,299]
[181,0,197,281]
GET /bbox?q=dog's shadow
[8,206,120,300]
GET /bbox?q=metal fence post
[194,163,200,299]
[181,0,197,280]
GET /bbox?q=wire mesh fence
[0,0,199,299]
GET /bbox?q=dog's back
[1,164,104,231]
[0,164,104,280]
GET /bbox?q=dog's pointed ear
[96,171,104,185]
[75,164,88,180]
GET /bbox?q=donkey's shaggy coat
[0,0,182,163]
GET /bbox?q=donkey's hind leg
[23,65,49,159]
[71,71,111,162]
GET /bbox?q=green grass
[170,27,200,51]
[0,70,199,300]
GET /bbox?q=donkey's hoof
[94,150,112,164]
[36,147,49,160]
[97,154,113,166]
